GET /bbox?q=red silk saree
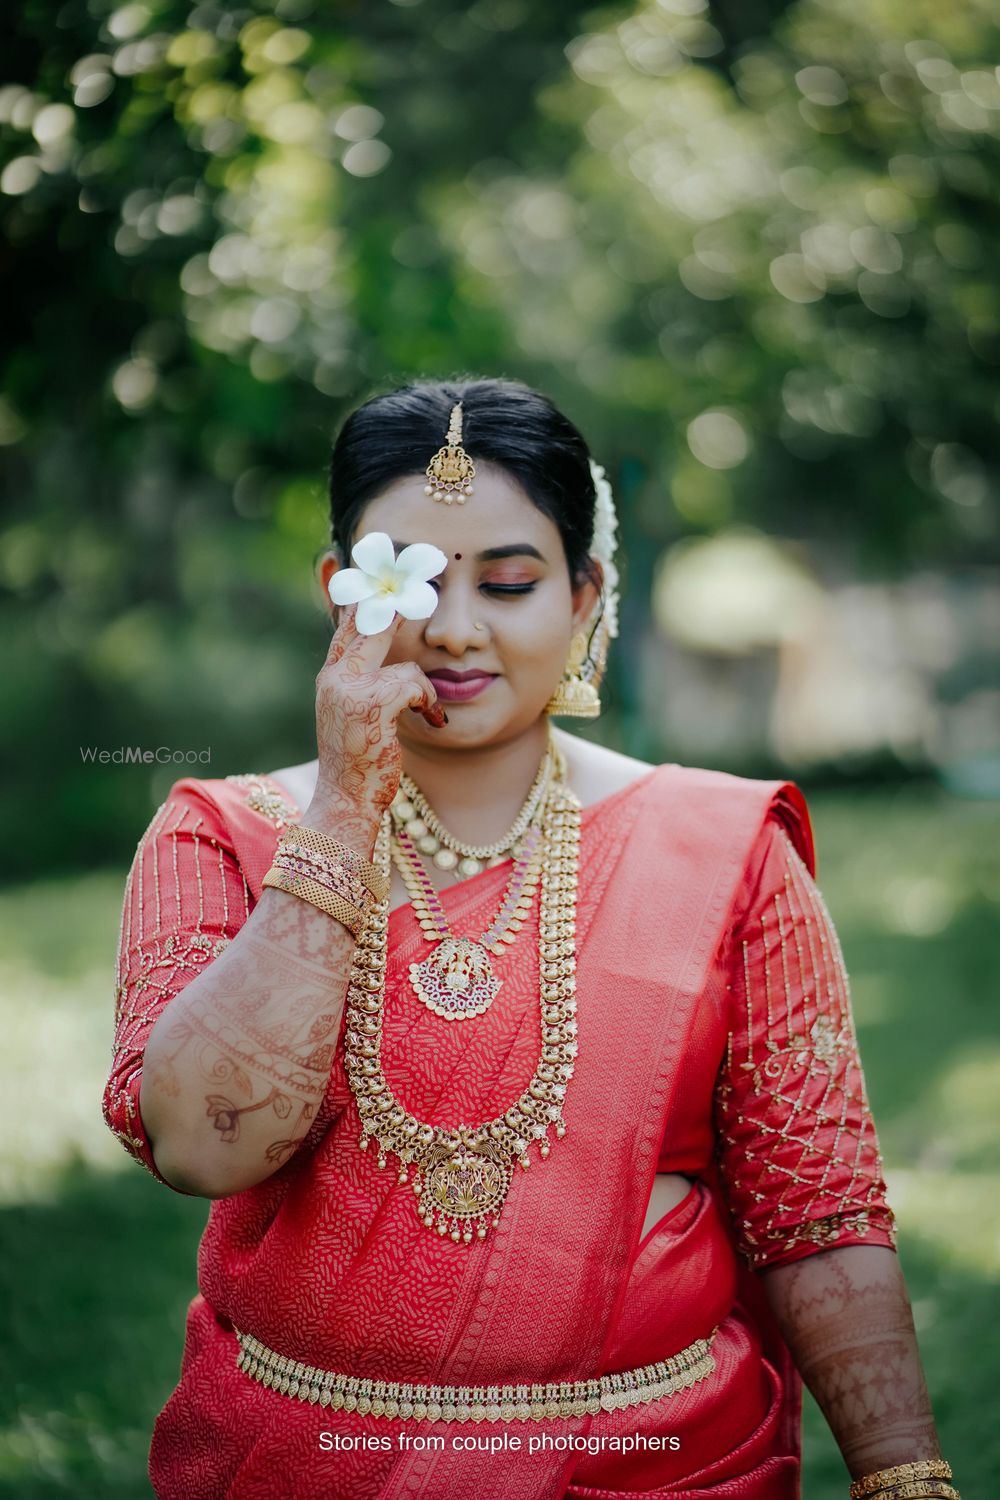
[104,763,896,1498]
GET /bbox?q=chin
[408,703,527,747]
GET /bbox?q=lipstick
[426,670,497,703]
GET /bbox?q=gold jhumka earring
[545,607,610,720]
[424,401,476,504]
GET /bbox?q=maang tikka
[425,401,476,504]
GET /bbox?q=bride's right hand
[303,603,445,850]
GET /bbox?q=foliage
[1,0,997,878]
[445,0,1000,562]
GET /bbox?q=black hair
[327,377,599,586]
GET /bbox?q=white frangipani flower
[327,531,448,635]
[588,458,620,641]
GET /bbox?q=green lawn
[1,785,997,1498]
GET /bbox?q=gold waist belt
[234,1326,716,1423]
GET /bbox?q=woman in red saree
[103,379,953,1499]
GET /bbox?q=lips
[426,669,497,703]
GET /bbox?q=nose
[421,583,483,656]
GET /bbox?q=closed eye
[427,581,537,596]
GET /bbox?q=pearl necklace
[393,736,554,876]
[343,769,581,1244]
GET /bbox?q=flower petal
[355,594,398,635]
[351,531,396,578]
[392,578,440,620]
[395,542,448,582]
[327,568,377,606]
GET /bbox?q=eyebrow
[391,541,547,563]
[479,544,547,563]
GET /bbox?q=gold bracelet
[262,867,366,935]
[867,1485,958,1500]
[283,823,389,902]
[850,1462,952,1498]
[271,848,374,912]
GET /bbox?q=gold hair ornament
[545,458,619,720]
[425,402,476,504]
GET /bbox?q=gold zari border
[234,1327,716,1422]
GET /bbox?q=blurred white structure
[647,529,1000,781]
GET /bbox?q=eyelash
[430,582,537,597]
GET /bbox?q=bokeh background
[1,1,998,1495]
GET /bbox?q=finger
[323,603,360,668]
[381,663,448,729]
[323,602,404,672]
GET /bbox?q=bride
[104,377,950,1500]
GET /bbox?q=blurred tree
[442,0,1000,567]
[1,0,997,877]
[0,0,595,876]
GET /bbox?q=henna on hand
[310,605,442,847]
[140,870,361,1192]
[761,1245,941,1476]
[132,605,443,1197]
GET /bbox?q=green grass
[0,785,997,1497]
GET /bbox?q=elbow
[137,1069,234,1198]
[137,1075,281,1199]
[147,1137,243,1199]
[147,1119,279,1198]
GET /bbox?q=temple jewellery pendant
[390,822,543,1022]
[409,938,500,1022]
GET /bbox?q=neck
[398,719,553,847]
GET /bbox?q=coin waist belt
[234,1326,717,1423]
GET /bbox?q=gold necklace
[344,771,581,1244]
[390,823,543,1021]
[393,732,554,875]
[388,741,556,1022]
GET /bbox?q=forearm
[140,794,376,1198]
[760,1244,940,1478]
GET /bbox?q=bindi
[454,552,462,560]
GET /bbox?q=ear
[570,558,603,635]
[316,548,342,621]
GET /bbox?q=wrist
[301,792,381,857]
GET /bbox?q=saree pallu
[104,763,896,1499]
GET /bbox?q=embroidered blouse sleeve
[102,781,252,1191]
[713,817,897,1271]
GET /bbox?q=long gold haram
[343,773,581,1245]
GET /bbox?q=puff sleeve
[713,816,897,1271]
[102,781,253,1191]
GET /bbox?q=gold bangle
[271,849,374,912]
[262,867,366,935]
[850,1462,952,1498]
[866,1486,958,1500]
[283,824,389,902]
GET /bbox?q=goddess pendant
[415,1139,512,1242]
[409,936,501,1022]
